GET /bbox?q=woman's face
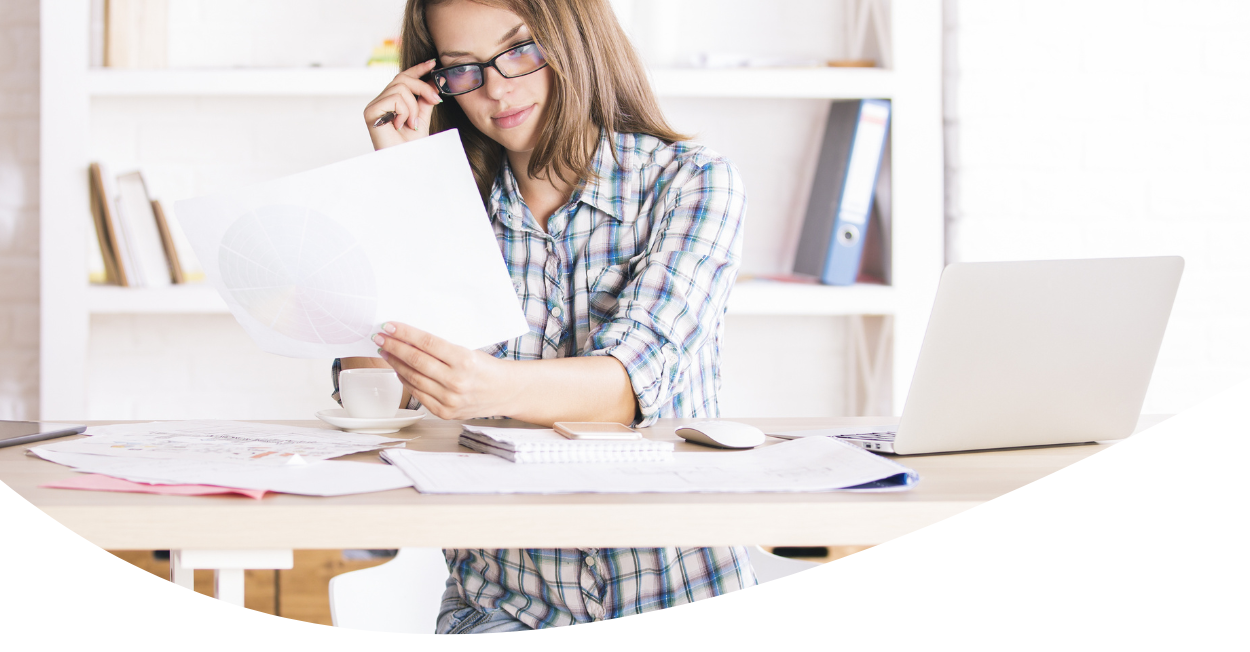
[426,0,553,155]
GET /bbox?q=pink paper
[42,473,268,500]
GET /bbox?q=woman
[338,0,753,633]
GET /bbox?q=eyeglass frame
[429,40,549,97]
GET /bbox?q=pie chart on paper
[217,205,378,345]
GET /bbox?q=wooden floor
[110,545,872,625]
[109,550,393,624]
[768,545,874,564]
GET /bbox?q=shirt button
[585,556,595,566]
[551,306,563,318]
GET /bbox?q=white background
[3,1,1248,419]
[0,1,1247,644]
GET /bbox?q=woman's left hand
[373,322,514,420]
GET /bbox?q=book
[105,0,168,69]
[88,163,129,286]
[459,426,674,464]
[114,171,173,287]
[793,99,891,286]
[151,199,185,284]
[98,163,144,285]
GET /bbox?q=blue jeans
[436,579,531,634]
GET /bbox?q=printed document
[382,436,919,494]
[32,449,412,497]
[43,474,270,500]
[34,420,405,466]
[173,130,528,358]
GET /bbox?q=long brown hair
[400,0,687,201]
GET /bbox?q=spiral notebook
[458,425,674,464]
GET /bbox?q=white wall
[18,1,1242,422]
[83,0,859,420]
[945,0,1250,413]
[87,314,339,419]
[0,0,40,420]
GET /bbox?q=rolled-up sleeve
[585,158,746,426]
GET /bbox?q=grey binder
[793,99,891,285]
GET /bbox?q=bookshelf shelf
[85,281,895,317]
[86,66,893,99]
[727,281,895,316]
[651,67,893,99]
[87,67,400,97]
[87,284,228,314]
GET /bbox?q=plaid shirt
[336,131,753,629]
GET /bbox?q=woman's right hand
[363,59,444,150]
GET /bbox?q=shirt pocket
[588,263,633,323]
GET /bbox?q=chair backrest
[747,545,821,583]
[328,546,818,633]
[328,547,450,634]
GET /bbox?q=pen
[373,111,397,128]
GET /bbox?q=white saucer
[315,408,426,434]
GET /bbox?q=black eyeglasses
[431,40,549,96]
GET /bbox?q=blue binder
[793,99,891,286]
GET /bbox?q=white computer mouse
[675,420,766,449]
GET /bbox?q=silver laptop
[775,257,1184,455]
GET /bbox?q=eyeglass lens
[435,42,547,95]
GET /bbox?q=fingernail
[377,348,387,358]
[372,334,385,346]
[382,322,397,334]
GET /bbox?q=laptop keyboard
[835,430,898,442]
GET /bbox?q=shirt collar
[569,130,630,223]
[491,130,633,227]
[490,157,529,231]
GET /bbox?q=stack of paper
[33,420,414,497]
[383,436,919,494]
[459,426,674,463]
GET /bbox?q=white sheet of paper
[32,449,413,497]
[36,420,405,466]
[382,436,918,494]
[172,130,528,358]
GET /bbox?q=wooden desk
[2,415,1168,550]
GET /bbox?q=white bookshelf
[79,64,905,321]
[87,66,894,100]
[41,0,944,420]
[83,281,896,317]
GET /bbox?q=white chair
[746,545,822,582]
[328,546,820,633]
[328,548,451,634]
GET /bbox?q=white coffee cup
[339,368,404,419]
